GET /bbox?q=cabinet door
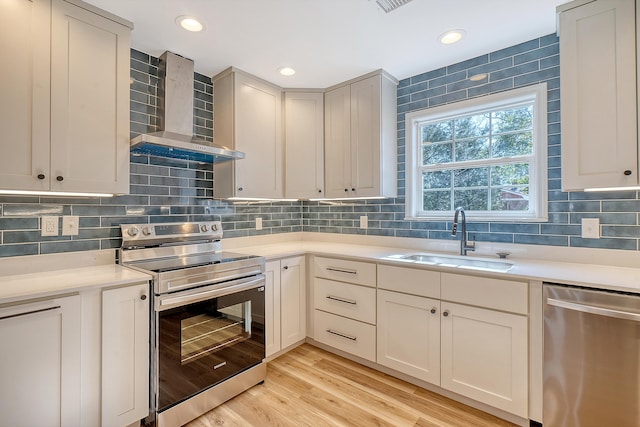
[0,295,81,427]
[50,0,130,194]
[280,256,306,348]
[102,283,150,427]
[284,92,325,199]
[441,302,528,417]
[324,85,352,198]
[265,260,282,357]
[234,72,283,198]
[560,0,638,190]
[0,0,50,191]
[350,75,382,198]
[377,290,440,385]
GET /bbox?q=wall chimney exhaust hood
[130,51,245,163]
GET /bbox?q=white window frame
[405,83,548,222]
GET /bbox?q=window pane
[423,170,451,189]
[492,133,533,158]
[422,121,452,143]
[454,113,490,139]
[454,189,488,210]
[492,106,533,133]
[424,190,451,211]
[491,163,530,186]
[491,186,530,211]
[454,167,489,188]
[455,137,489,162]
[423,142,452,164]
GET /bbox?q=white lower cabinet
[314,310,376,361]
[376,265,529,419]
[0,294,81,427]
[377,289,441,384]
[266,256,306,357]
[101,283,150,427]
[312,256,377,362]
[440,301,528,418]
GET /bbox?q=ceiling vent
[375,0,413,13]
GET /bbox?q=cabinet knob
[318,189,322,193]
[56,176,64,182]
[238,187,244,191]
[351,188,356,192]
[283,265,289,270]
[624,170,633,176]
[443,310,449,317]
[37,174,45,180]
[430,308,437,314]
[344,188,349,192]
[140,294,147,301]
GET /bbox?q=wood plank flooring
[186,344,516,427]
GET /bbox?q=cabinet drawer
[378,264,440,298]
[441,273,528,314]
[314,278,376,324]
[314,310,376,362]
[314,257,376,287]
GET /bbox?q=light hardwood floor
[186,344,516,427]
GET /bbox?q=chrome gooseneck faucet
[451,207,476,256]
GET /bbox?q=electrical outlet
[62,216,79,236]
[256,217,263,231]
[41,216,59,236]
[360,215,368,229]
[581,218,600,239]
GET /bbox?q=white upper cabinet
[213,68,283,199]
[324,72,398,199]
[284,92,325,199]
[559,0,638,190]
[0,0,131,195]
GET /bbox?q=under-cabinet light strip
[0,190,114,197]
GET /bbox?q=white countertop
[3,234,640,305]
[0,250,151,305]
[225,239,640,294]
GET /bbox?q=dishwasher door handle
[547,297,640,322]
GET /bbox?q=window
[405,84,548,221]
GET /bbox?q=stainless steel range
[119,221,266,427]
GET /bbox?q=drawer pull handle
[326,295,357,305]
[0,305,61,321]
[326,267,357,275]
[326,329,357,341]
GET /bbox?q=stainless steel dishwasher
[543,283,640,427]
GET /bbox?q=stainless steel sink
[393,253,513,272]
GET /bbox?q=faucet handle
[466,236,476,251]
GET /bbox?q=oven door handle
[157,275,265,310]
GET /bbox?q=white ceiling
[84,0,569,88]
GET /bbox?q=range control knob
[201,224,209,232]
[142,226,153,236]
[212,223,219,231]
[127,226,140,237]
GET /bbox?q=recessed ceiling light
[278,67,296,76]
[439,29,465,45]
[176,16,205,32]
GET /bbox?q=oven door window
[157,286,265,412]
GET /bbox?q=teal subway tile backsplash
[3,35,640,256]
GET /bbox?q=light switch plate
[256,217,263,231]
[360,215,368,229]
[62,215,79,236]
[41,216,59,236]
[581,218,600,239]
